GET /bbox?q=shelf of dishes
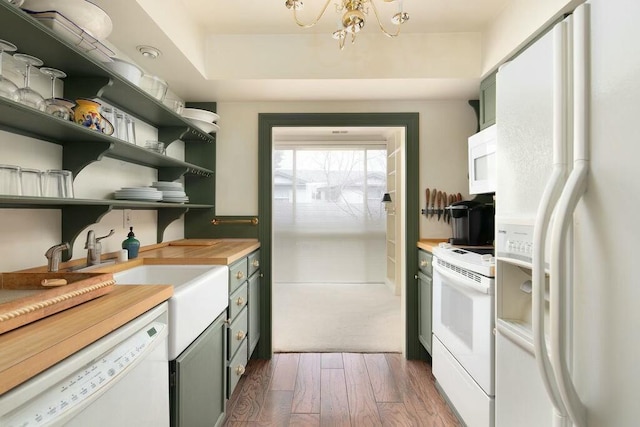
[0,2,215,143]
[0,195,214,210]
[0,98,214,180]
[0,163,197,205]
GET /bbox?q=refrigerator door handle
[532,18,570,419]
[549,4,590,427]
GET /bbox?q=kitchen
[1,0,639,426]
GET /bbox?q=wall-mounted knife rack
[420,188,463,223]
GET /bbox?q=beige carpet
[273,282,402,353]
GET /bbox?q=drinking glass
[43,169,74,198]
[0,164,22,195]
[0,39,19,101]
[13,53,46,111]
[125,114,136,144]
[21,168,43,197]
[115,110,128,141]
[40,67,75,120]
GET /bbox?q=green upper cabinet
[479,71,497,130]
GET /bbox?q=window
[273,146,387,283]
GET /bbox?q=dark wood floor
[223,353,460,426]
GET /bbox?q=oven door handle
[433,262,491,295]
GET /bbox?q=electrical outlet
[123,209,132,228]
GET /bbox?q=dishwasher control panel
[0,322,166,427]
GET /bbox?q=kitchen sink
[114,265,229,359]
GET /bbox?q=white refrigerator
[494,0,640,426]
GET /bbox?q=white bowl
[103,58,143,85]
[181,108,219,123]
[21,0,113,40]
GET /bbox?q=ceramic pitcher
[74,98,114,135]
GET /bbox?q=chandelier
[285,0,410,49]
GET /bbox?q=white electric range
[431,243,496,427]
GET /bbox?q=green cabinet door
[480,71,497,130]
[248,271,260,358]
[171,311,227,427]
[418,271,433,355]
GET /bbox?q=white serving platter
[187,118,220,134]
[181,108,219,123]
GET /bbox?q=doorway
[256,113,421,359]
[271,135,398,352]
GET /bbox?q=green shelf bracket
[158,208,189,243]
[158,167,189,182]
[64,76,113,102]
[61,205,113,261]
[62,141,113,178]
[159,126,215,145]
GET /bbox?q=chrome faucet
[85,229,115,265]
[45,242,71,272]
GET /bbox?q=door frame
[256,112,422,359]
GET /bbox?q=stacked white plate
[181,108,220,134]
[151,181,189,203]
[114,186,162,202]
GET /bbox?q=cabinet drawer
[418,249,433,276]
[229,282,248,321]
[248,250,260,277]
[229,257,248,293]
[228,307,248,359]
[228,342,248,398]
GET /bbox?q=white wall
[215,100,477,239]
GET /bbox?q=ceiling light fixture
[285,0,409,50]
[136,45,162,59]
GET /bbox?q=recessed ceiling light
[136,45,161,59]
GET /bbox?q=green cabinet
[479,71,497,130]
[170,311,227,427]
[225,249,260,398]
[417,249,433,355]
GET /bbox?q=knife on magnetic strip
[430,188,437,218]
[425,188,430,216]
[442,191,448,222]
[436,191,443,221]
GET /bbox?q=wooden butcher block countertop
[417,239,448,252]
[0,238,260,395]
[141,238,260,265]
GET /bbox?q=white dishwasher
[0,302,170,427]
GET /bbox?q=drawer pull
[252,259,260,268]
[235,365,246,376]
[236,296,245,306]
[420,260,429,268]
[236,330,246,341]
[236,271,244,280]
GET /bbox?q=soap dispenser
[122,226,140,258]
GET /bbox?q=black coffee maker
[446,199,494,246]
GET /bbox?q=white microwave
[468,124,496,194]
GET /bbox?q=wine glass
[40,67,75,120]
[0,39,19,101]
[13,53,46,111]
